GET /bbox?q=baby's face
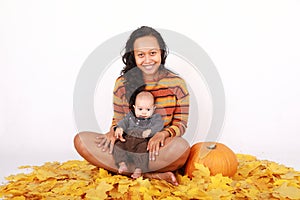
[134,97,155,119]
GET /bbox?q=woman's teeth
[144,65,154,70]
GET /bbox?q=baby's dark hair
[121,26,169,102]
[128,86,154,112]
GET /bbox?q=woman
[74,26,190,185]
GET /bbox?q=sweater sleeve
[111,77,128,129]
[164,78,190,137]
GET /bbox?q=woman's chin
[142,71,159,79]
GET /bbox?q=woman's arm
[111,77,128,128]
[163,77,190,137]
[164,93,189,137]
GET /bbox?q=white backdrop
[1,0,300,182]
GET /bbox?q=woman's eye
[138,53,144,57]
[150,51,157,55]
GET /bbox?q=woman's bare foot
[131,168,142,179]
[118,162,128,174]
[144,172,178,186]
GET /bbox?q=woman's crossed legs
[74,131,190,185]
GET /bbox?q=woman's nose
[144,54,151,63]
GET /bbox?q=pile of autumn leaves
[1,154,300,199]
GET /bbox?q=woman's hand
[147,131,169,161]
[95,127,117,154]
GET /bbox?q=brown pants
[113,134,149,172]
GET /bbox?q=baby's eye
[139,108,143,111]
[147,109,151,111]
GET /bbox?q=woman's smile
[143,64,156,71]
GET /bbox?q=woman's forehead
[133,36,160,50]
[134,47,160,52]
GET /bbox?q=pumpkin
[185,142,238,178]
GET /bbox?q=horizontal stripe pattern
[111,73,189,136]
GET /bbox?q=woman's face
[133,36,162,80]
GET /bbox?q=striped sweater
[111,72,189,137]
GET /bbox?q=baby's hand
[142,129,151,138]
[115,127,125,142]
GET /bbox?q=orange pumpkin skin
[185,142,238,178]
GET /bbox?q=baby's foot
[131,168,142,179]
[118,162,128,174]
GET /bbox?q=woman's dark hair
[121,26,169,102]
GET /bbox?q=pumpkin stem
[207,144,216,150]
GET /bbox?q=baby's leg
[118,162,128,174]
[131,168,142,179]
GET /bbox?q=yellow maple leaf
[98,167,111,178]
[109,187,124,199]
[35,169,58,181]
[136,176,151,188]
[192,163,210,177]
[208,174,233,191]
[161,196,182,200]
[143,192,153,200]
[238,160,261,177]
[85,181,114,200]
[206,188,232,199]
[118,179,133,194]
[236,154,257,162]
[280,171,300,179]
[186,187,208,199]
[268,162,291,175]
[11,196,26,200]
[273,182,300,199]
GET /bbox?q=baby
[113,91,164,178]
